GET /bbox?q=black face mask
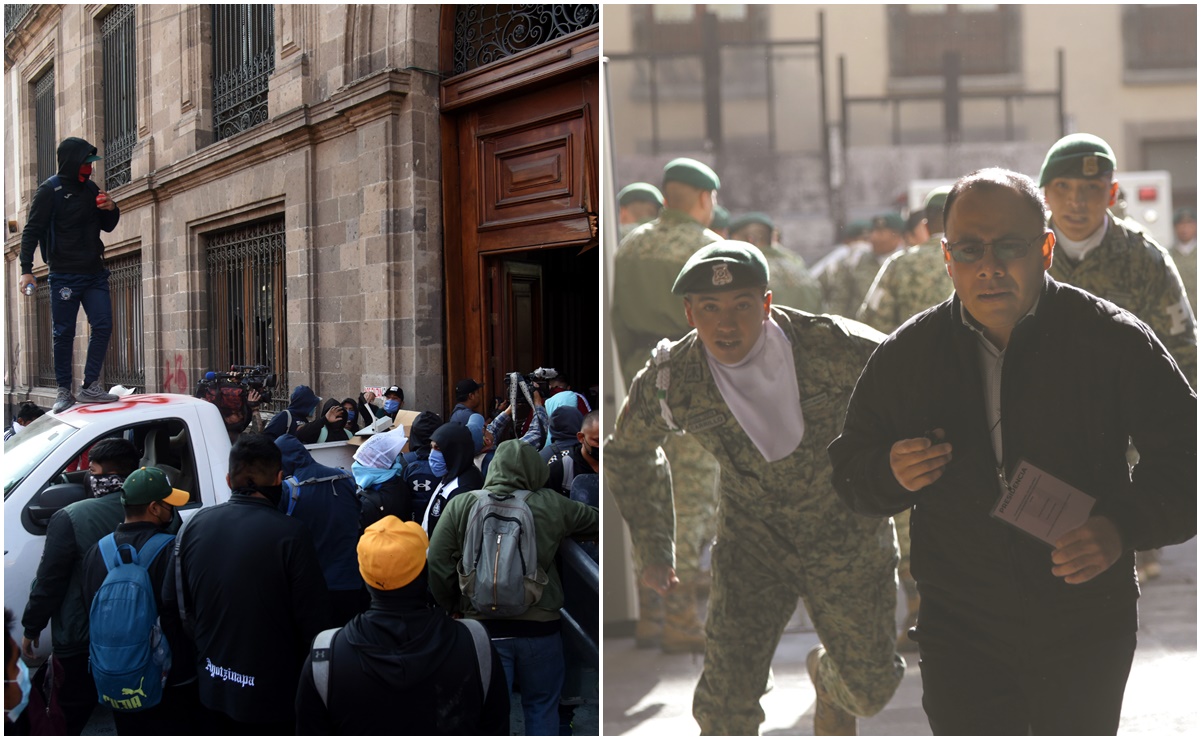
[235,483,283,508]
[584,442,600,463]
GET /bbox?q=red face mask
[78,163,93,182]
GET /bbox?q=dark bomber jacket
[829,275,1196,651]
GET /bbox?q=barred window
[888,5,1020,78]
[101,253,145,389]
[34,67,55,185]
[101,5,136,190]
[5,4,32,35]
[206,219,287,412]
[212,4,275,142]
[1122,5,1196,72]
[452,5,599,75]
[32,278,54,389]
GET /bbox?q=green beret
[663,157,720,192]
[672,241,769,295]
[1038,133,1116,186]
[618,182,664,207]
[870,213,905,233]
[711,204,730,230]
[728,211,776,234]
[922,185,952,213]
[1174,206,1196,224]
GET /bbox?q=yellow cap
[357,516,429,590]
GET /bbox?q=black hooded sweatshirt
[421,423,485,536]
[294,577,509,735]
[20,137,120,275]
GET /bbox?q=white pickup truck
[3,393,355,658]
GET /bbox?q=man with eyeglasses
[829,168,1197,734]
[1040,133,1196,387]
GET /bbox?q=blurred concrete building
[605,3,1196,262]
[4,4,599,415]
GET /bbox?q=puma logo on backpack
[89,532,175,712]
[457,489,548,617]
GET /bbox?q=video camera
[503,367,558,396]
[195,364,278,418]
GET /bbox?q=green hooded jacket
[428,440,598,622]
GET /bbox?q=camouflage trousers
[692,492,905,735]
[661,432,720,580]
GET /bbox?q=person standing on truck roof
[18,137,122,414]
[20,438,145,735]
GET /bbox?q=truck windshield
[3,415,78,498]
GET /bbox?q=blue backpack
[88,532,175,712]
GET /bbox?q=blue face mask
[429,449,448,477]
[384,399,400,414]
[6,657,31,723]
[345,409,356,422]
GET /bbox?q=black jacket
[163,493,330,725]
[829,276,1196,651]
[81,521,194,686]
[294,583,509,735]
[19,136,120,275]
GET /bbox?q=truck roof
[51,393,217,429]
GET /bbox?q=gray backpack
[457,489,548,617]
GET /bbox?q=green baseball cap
[663,157,720,192]
[1038,133,1116,186]
[728,212,776,234]
[710,204,731,231]
[121,466,190,507]
[83,154,102,163]
[672,241,770,295]
[617,182,664,208]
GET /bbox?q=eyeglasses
[942,232,1049,264]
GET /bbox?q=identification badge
[990,459,1095,546]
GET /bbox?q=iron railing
[101,254,144,389]
[4,4,31,35]
[34,68,55,185]
[101,5,137,190]
[452,4,598,75]
[32,279,54,389]
[206,219,287,412]
[212,4,275,141]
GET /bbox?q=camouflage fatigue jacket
[819,244,895,319]
[1168,244,1197,319]
[764,244,824,313]
[858,236,953,334]
[606,306,883,570]
[1050,213,1197,383]
[612,209,721,386]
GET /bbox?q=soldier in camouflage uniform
[819,213,906,318]
[859,187,954,335]
[1171,206,1197,315]
[730,211,825,313]
[1040,134,1197,387]
[612,158,723,653]
[608,242,905,736]
[618,182,664,240]
[710,204,731,238]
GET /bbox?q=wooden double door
[441,27,599,411]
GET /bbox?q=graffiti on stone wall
[163,354,188,394]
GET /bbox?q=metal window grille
[32,278,55,388]
[5,4,31,35]
[452,5,599,75]
[206,219,287,412]
[101,253,144,389]
[101,5,136,190]
[1123,5,1197,71]
[212,4,275,141]
[887,6,1020,78]
[34,67,55,185]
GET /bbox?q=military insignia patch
[712,264,733,286]
[1082,156,1098,176]
[800,392,830,411]
[687,409,726,432]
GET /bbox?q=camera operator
[485,372,550,450]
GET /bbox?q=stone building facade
[4,4,599,416]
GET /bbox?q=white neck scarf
[11,421,24,435]
[1053,215,1108,262]
[704,317,804,463]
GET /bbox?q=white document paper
[990,459,1096,546]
